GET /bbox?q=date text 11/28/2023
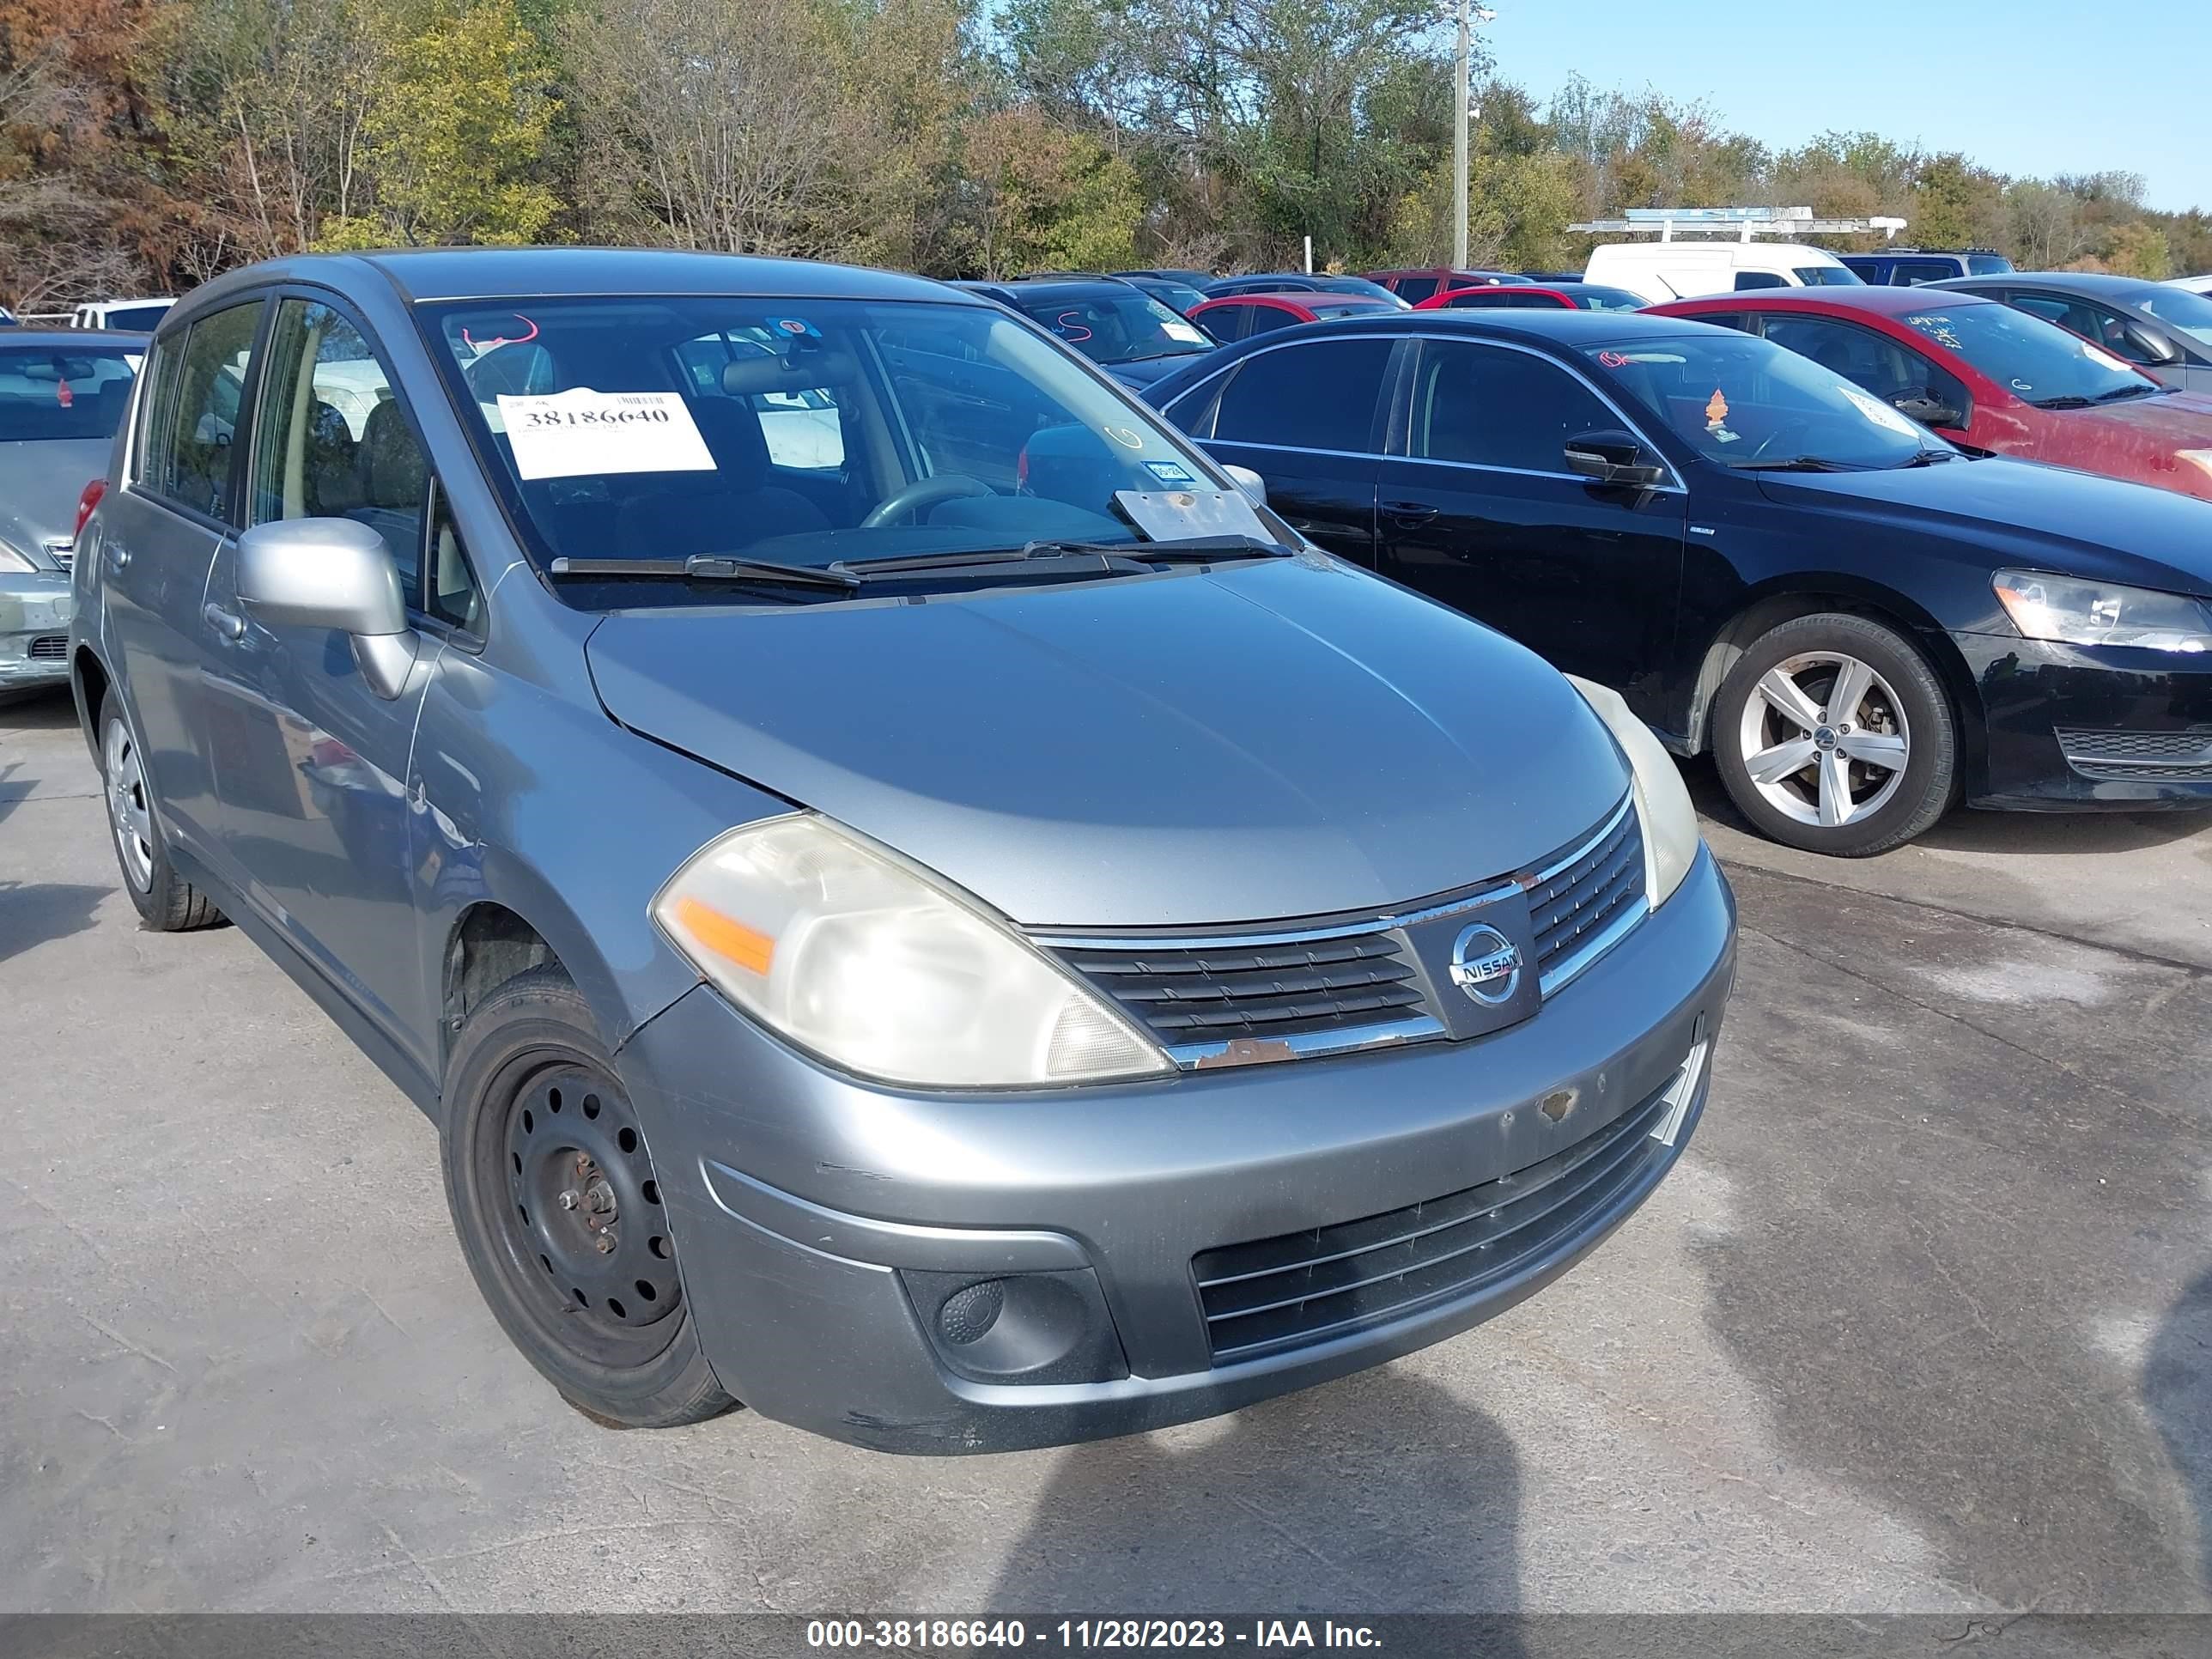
[805,1620,1383,1650]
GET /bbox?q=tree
[318,0,558,247]
[960,105,1141,276]
[560,0,837,254]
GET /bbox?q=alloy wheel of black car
[1713,613,1957,857]
[441,968,734,1428]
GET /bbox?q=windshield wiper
[2095,382,2166,403]
[832,537,1291,578]
[1894,447,1957,467]
[2030,395,2095,410]
[1727,456,1863,472]
[547,555,859,590]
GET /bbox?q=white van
[71,297,177,332]
[1583,242,1863,305]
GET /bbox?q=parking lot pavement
[3,684,2209,1616]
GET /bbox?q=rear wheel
[99,697,224,930]
[1712,612,1956,857]
[441,968,734,1429]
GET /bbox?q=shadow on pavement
[0,879,108,965]
[0,685,82,729]
[2147,1266,2212,1601]
[986,1368,1523,1628]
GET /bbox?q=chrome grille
[42,539,72,573]
[1041,793,1646,1068]
[27,635,66,659]
[1056,933,1425,1045]
[1528,800,1645,991]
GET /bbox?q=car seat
[617,397,830,558]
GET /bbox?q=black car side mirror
[1564,429,1665,488]
[1889,389,1966,429]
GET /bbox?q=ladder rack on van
[1567,207,1907,243]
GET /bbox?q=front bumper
[617,848,1737,1454]
[0,571,70,689]
[1954,630,2212,809]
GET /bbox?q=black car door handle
[1382,500,1440,526]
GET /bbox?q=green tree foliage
[6,0,2205,306]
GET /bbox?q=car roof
[1949,270,2166,299]
[186,247,980,309]
[1203,291,1389,307]
[0,329,154,348]
[1657,285,2002,318]
[1266,308,1714,343]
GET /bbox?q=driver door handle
[105,542,131,573]
[203,600,246,641]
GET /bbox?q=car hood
[2045,392,2212,499]
[0,437,109,563]
[584,557,1630,928]
[1755,454,2212,597]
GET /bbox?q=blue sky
[1479,2,2210,214]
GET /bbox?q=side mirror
[1563,429,1665,488]
[1221,463,1268,505]
[1890,390,1966,429]
[2127,328,2182,367]
[238,517,422,700]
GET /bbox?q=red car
[1363,267,1529,304]
[1647,287,2212,501]
[1187,290,1397,344]
[1413,283,1644,313]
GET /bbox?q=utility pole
[1452,0,1468,270]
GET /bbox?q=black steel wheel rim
[492,1060,681,1362]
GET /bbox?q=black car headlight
[1993,570,2212,654]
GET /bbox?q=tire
[441,967,735,1429]
[97,696,226,931]
[1711,612,1957,858]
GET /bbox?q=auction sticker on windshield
[1838,384,1923,436]
[496,389,717,481]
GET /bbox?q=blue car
[72,249,1732,1452]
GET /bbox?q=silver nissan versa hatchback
[70,250,1735,1452]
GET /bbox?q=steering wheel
[860,474,994,529]
[1747,418,1818,461]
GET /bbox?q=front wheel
[1711,612,1956,857]
[441,968,735,1429]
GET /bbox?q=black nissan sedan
[1145,310,2212,856]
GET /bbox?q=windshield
[0,346,138,441]
[1572,286,1645,312]
[422,296,1261,587]
[1894,303,2156,405]
[1583,331,1942,469]
[2135,284,2212,349]
[1010,290,1213,365]
[1794,266,1864,287]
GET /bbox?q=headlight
[653,813,1171,1089]
[0,538,34,574]
[1565,676,1701,908]
[1992,569,2212,653]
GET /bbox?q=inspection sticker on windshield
[1839,384,1922,436]
[1145,459,1199,486]
[496,389,716,480]
[1161,319,1208,344]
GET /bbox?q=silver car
[0,331,143,694]
[70,250,1735,1452]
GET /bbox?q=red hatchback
[1187,290,1397,344]
[1647,288,2212,501]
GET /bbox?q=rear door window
[1735,271,1788,291]
[1892,260,1958,286]
[1394,276,1440,303]
[138,301,263,523]
[1407,341,1620,473]
[1212,338,1392,453]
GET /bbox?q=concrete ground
[2,683,2208,1615]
